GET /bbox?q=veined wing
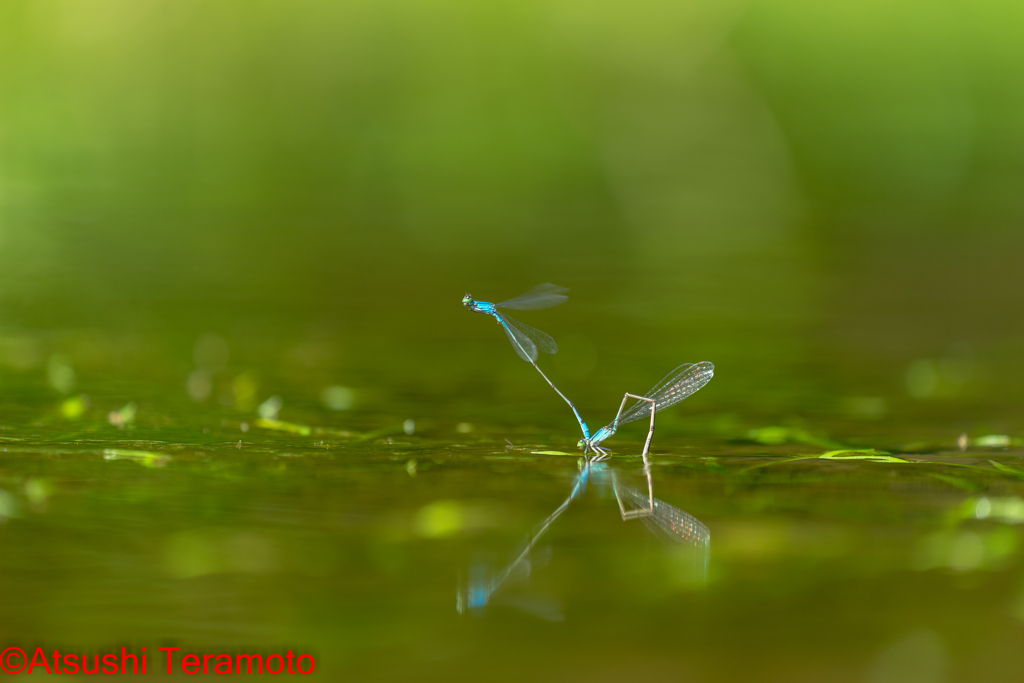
[619,485,710,546]
[496,283,568,311]
[649,498,710,546]
[618,361,714,425]
[501,321,537,362]
[501,314,558,363]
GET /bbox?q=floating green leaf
[103,449,171,468]
[818,449,908,463]
[255,418,312,436]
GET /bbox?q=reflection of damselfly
[457,460,709,617]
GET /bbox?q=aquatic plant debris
[258,396,283,420]
[818,449,909,463]
[352,423,413,443]
[741,449,910,473]
[103,448,171,468]
[989,461,1024,479]
[255,418,312,436]
[108,401,137,429]
[739,448,1024,484]
[313,426,356,438]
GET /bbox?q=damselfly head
[462,293,474,308]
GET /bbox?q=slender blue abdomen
[591,426,613,445]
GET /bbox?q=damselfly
[462,283,591,440]
[579,361,714,458]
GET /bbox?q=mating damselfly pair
[462,283,714,460]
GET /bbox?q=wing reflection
[457,459,709,616]
[609,467,710,545]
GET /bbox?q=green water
[1,329,1023,681]
[3,0,1024,680]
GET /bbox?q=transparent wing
[496,283,569,311]
[501,314,558,362]
[620,485,710,546]
[618,361,714,425]
[649,498,710,546]
[502,320,538,362]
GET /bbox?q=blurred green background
[2,0,1023,432]
[3,2,1024,681]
